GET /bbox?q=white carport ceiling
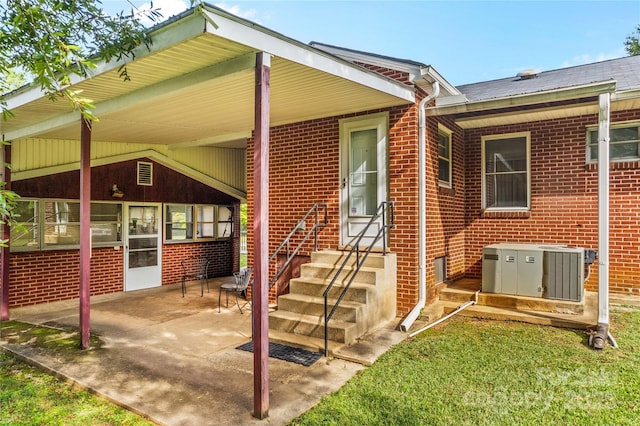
[2,8,415,146]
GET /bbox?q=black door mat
[236,341,323,367]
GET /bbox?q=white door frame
[124,202,163,291]
[339,112,389,248]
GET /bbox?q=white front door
[124,203,162,291]
[340,112,388,248]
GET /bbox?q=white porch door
[124,203,162,291]
[340,113,388,248]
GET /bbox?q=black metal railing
[323,201,394,356]
[268,203,328,289]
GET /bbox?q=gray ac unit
[482,243,584,302]
[542,246,584,302]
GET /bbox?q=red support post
[252,51,271,420]
[1,143,11,320]
[79,118,92,349]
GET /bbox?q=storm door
[124,203,162,291]
[340,113,388,248]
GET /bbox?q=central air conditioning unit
[482,243,585,302]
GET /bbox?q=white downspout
[592,92,613,349]
[400,81,440,332]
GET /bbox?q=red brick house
[1,5,639,345]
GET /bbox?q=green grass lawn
[0,322,153,425]
[292,306,640,426]
[2,307,639,425]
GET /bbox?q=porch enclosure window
[587,121,640,162]
[164,204,233,242]
[438,124,453,187]
[482,133,530,210]
[10,199,122,251]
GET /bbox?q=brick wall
[7,237,237,308]
[427,116,467,296]
[463,109,640,296]
[162,240,235,285]
[8,248,123,307]
[247,105,428,315]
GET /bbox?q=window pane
[610,127,638,142]
[349,129,378,216]
[611,142,639,159]
[438,158,450,183]
[91,223,120,243]
[128,237,158,268]
[217,206,233,238]
[485,138,526,173]
[165,204,193,241]
[91,203,121,222]
[486,173,528,208]
[10,200,39,249]
[588,126,640,161]
[197,205,215,238]
[44,223,80,246]
[484,136,528,209]
[91,203,122,244]
[438,133,450,157]
[44,201,80,246]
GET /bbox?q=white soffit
[454,95,640,129]
[2,6,414,144]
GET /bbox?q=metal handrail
[268,203,328,289]
[323,201,394,356]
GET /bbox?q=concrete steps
[436,278,596,329]
[269,250,397,354]
[441,302,593,328]
[440,286,585,315]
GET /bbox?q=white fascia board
[311,43,460,98]
[612,88,640,102]
[4,52,256,141]
[202,9,415,103]
[427,80,617,116]
[5,12,207,111]
[419,66,461,97]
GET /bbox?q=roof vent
[516,69,541,80]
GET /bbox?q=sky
[101,0,640,86]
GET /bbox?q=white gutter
[400,81,440,332]
[429,80,617,117]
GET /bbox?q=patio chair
[219,267,253,314]
[181,257,210,297]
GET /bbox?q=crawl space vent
[137,161,153,186]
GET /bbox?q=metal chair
[181,257,210,297]
[219,267,253,314]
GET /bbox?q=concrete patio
[3,275,633,425]
[1,277,406,425]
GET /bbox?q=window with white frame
[10,199,122,251]
[164,204,193,241]
[164,204,232,243]
[438,124,453,187]
[482,133,530,210]
[587,122,640,162]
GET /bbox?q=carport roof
[1,4,415,146]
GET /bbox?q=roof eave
[429,80,618,117]
[4,10,207,111]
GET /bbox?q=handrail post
[324,294,328,356]
[314,204,318,252]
